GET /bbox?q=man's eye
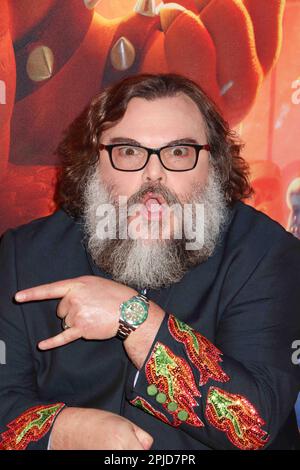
[170,146,190,157]
[118,146,140,156]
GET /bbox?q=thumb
[132,424,153,450]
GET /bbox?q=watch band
[137,288,148,303]
[135,291,149,305]
[116,319,137,340]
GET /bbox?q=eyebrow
[107,137,200,146]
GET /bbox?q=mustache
[108,182,193,208]
[129,183,179,206]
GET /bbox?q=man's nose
[141,152,167,183]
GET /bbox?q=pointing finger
[15,279,81,302]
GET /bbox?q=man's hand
[15,276,137,349]
[50,407,153,450]
[15,275,165,370]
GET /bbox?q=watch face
[121,298,148,326]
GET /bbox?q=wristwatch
[116,289,149,341]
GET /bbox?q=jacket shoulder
[0,210,85,273]
[227,201,300,252]
[2,209,81,245]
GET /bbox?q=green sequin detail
[208,388,243,437]
[177,410,189,421]
[167,402,178,412]
[156,393,167,404]
[147,384,158,396]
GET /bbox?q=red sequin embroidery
[205,386,270,450]
[168,315,229,386]
[130,397,170,424]
[0,403,65,450]
[145,342,204,427]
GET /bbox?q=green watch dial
[120,296,149,326]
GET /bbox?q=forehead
[102,94,207,144]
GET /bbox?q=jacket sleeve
[0,230,66,450]
[126,233,300,450]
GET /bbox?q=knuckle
[69,295,81,308]
[75,275,90,286]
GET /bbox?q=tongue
[145,198,161,212]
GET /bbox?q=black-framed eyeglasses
[99,142,211,172]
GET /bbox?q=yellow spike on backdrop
[110,37,136,71]
[134,0,162,17]
[83,0,102,9]
[159,3,186,32]
[26,46,54,82]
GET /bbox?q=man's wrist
[124,301,165,370]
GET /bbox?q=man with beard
[0,73,299,451]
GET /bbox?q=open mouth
[141,192,166,220]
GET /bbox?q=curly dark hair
[55,73,253,217]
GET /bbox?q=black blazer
[0,201,299,450]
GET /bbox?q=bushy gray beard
[82,164,229,290]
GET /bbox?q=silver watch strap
[136,293,149,305]
[117,319,136,341]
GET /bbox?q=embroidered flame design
[206,387,270,450]
[0,403,65,450]
[131,397,170,424]
[168,315,229,386]
[146,342,204,427]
